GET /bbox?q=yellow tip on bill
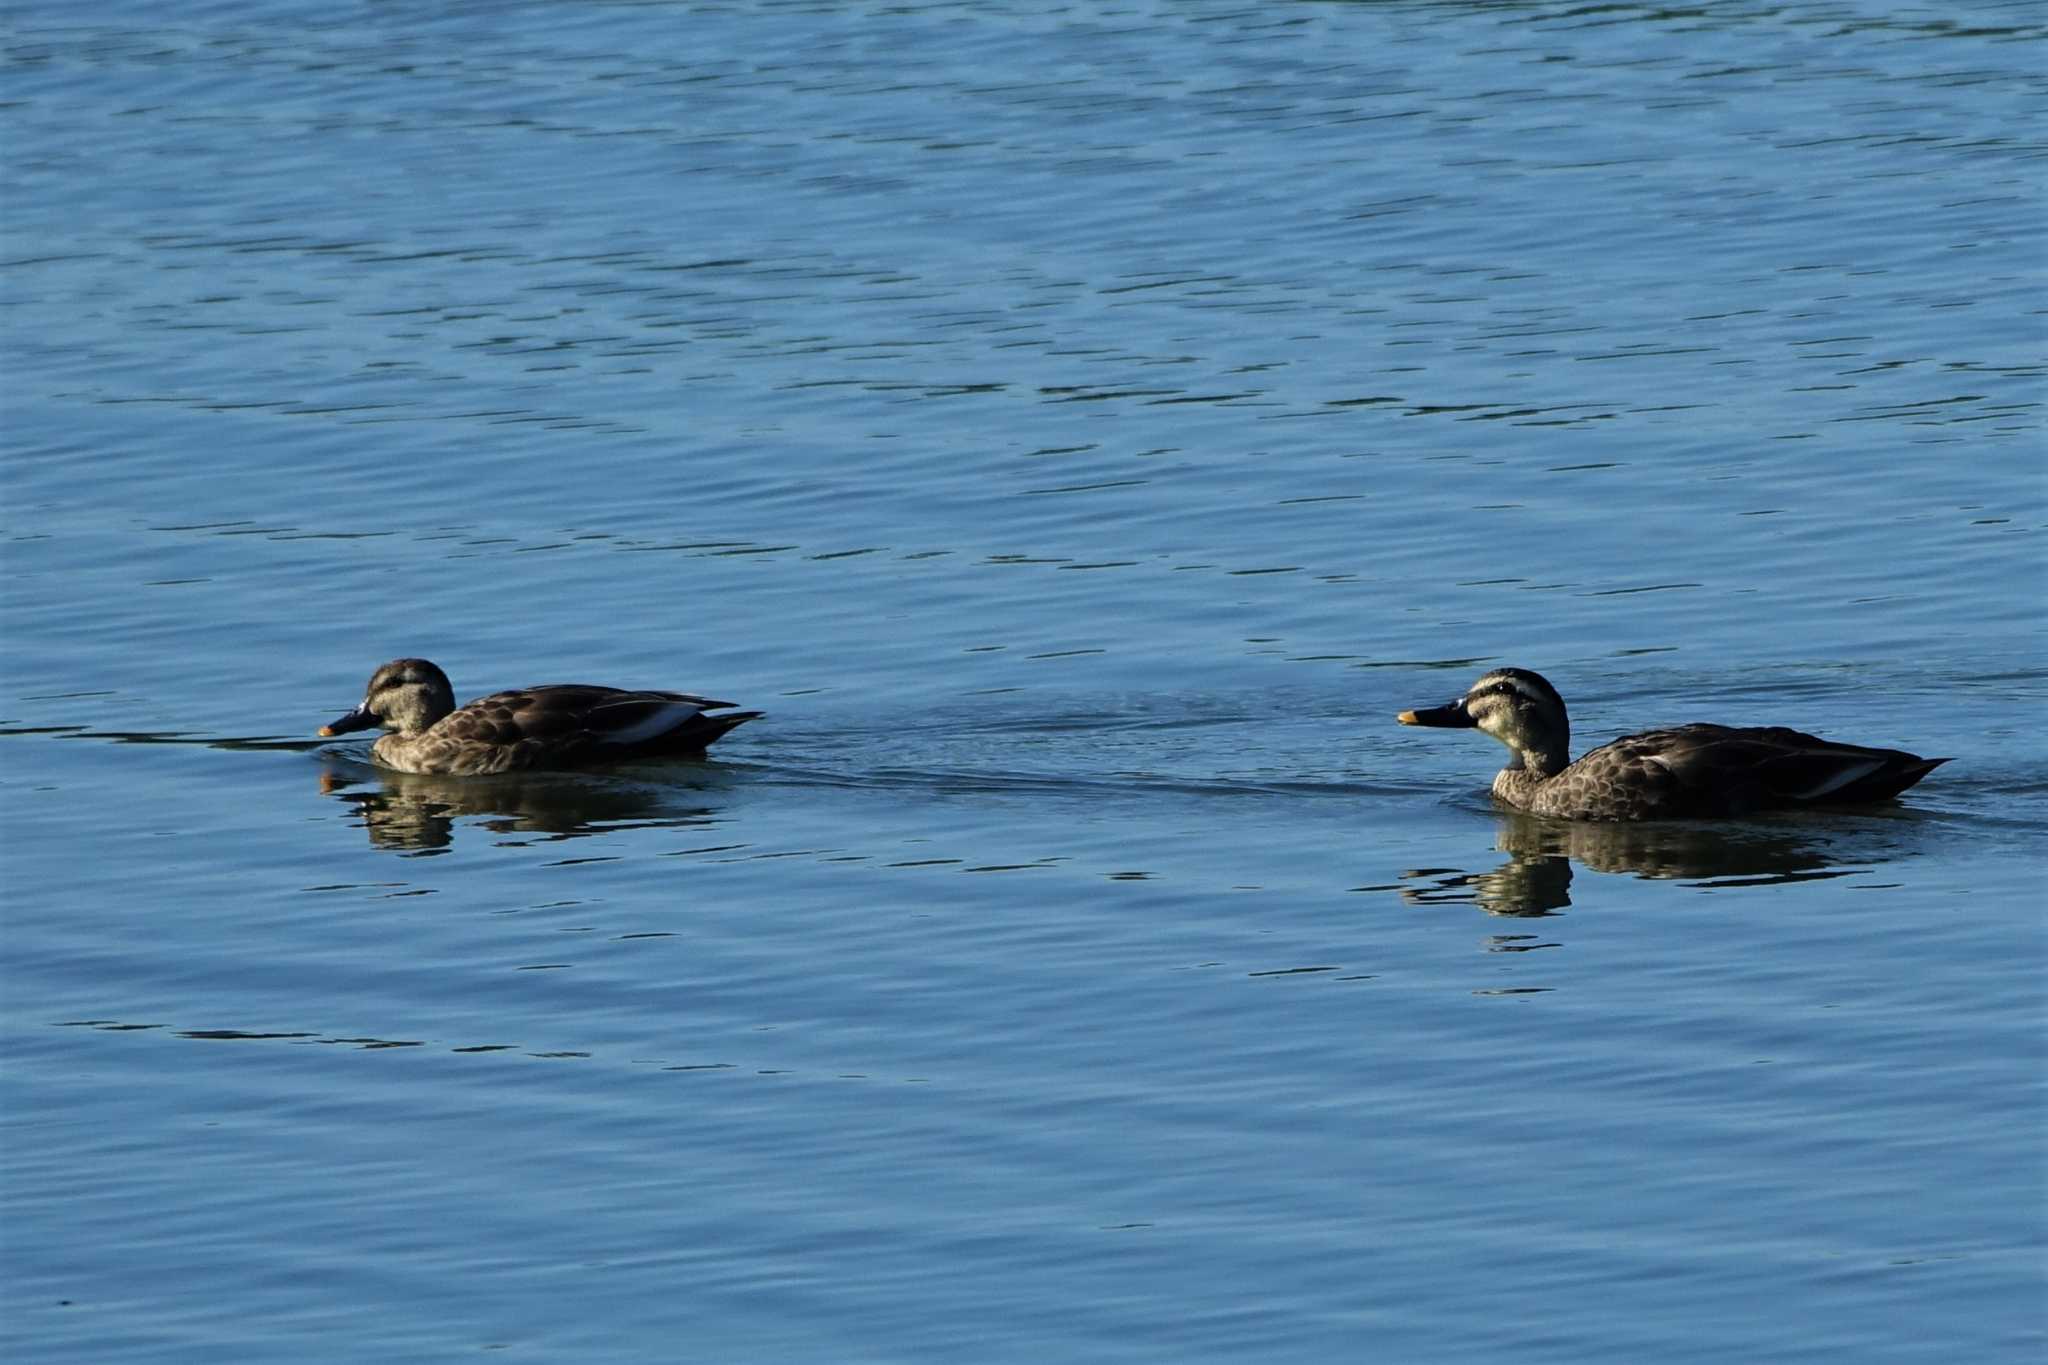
[1395,711,1419,725]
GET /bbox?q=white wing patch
[593,699,704,746]
[1786,758,1883,800]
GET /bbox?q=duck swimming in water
[318,658,760,776]
[1396,667,1946,821]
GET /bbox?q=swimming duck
[318,658,760,776]
[1396,667,1946,821]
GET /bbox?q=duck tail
[678,708,762,752]
[1836,754,1950,804]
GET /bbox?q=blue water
[3,2,2043,1361]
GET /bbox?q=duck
[1396,667,1946,821]
[317,658,761,776]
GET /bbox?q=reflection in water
[320,761,740,852]
[1398,851,1574,918]
[1401,809,1927,917]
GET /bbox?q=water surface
[3,2,2042,1361]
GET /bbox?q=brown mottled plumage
[1397,667,1946,821]
[318,658,760,775]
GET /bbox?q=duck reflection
[320,760,741,852]
[1400,809,1922,917]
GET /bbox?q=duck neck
[1488,712,1568,806]
[1520,739,1568,779]
[1493,740,1566,809]
[1496,735,1568,790]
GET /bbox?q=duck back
[1531,724,1948,820]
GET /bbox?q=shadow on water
[317,759,748,853]
[1390,807,1945,917]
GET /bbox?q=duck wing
[575,688,755,752]
[445,686,759,761]
[1595,724,1947,816]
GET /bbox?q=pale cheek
[1473,706,1520,740]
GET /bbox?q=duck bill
[1396,700,1476,728]
[318,704,380,738]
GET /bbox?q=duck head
[319,658,457,739]
[1398,667,1571,776]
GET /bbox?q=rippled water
[4,2,2043,1361]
